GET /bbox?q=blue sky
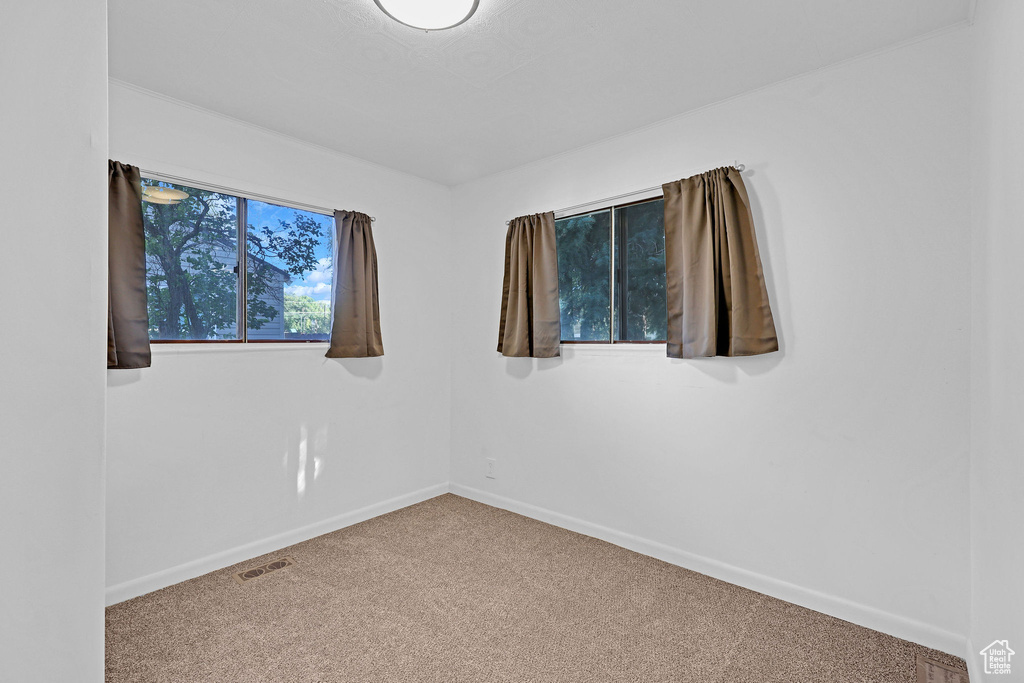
[247,200,334,302]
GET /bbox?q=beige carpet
[106,494,967,682]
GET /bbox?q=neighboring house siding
[145,244,291,339]
[240,250,291,339]
[246,284,288,340]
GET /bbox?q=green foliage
[554,200,666,342]
[556,212,611,341]
[246,214,324,331]
[617,200,667,341]
[284,294,331,335]
[143,185,238,339]
[142,182,324,339]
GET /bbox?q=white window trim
[559,343,667,358]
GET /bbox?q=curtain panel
[326,210,383,358]
[497,212,560,358]
[107,160,152,369]
[662,167,778,358]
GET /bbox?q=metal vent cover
[233,557,296,585]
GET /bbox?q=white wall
[0,2,108,681]
[969,1,1024,680]
[0,3,999,671]
[103,12,1022,670]
[449,29,972,653]
[105,83,452,601]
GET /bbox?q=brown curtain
[497,212,561,358]
[326,210,383,358]
[108,160,152,369]
[662,167,778,358]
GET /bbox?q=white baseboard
[105,482,449,606]
[450,483,967,657]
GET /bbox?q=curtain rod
[139,168,375,222]
[505,162,744,225]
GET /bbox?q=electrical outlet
[485,457,497,479]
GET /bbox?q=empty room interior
[2,0,1022,681]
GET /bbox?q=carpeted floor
[106,494,967,682]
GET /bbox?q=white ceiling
[108,0,971,186]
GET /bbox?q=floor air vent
[916,654,969,683]
[233,557,296,585]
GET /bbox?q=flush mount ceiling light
[142,186,189,205]
[373,0,479,31]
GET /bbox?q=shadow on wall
[327,356,384,379]
[107,368,144,387]
[505,356,563,379]
[744,166,788,359]
[672,352,783,383]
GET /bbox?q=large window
[555,198,666,343]
[141,178,333,342]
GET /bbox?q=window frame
[556,194,667,345]
[141,172,335,345]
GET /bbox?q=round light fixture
[142,186,189,205]
[373,0,479,31]
[141,195,180,205]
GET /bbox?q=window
[555,198,666,343]
[141,178,333,342]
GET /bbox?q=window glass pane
[613,199,666,341]
[555,210,611,341]
[142,180,239,340]
[246,201,333,341]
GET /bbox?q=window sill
[559,343,666,358]
[150,342,329,355]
